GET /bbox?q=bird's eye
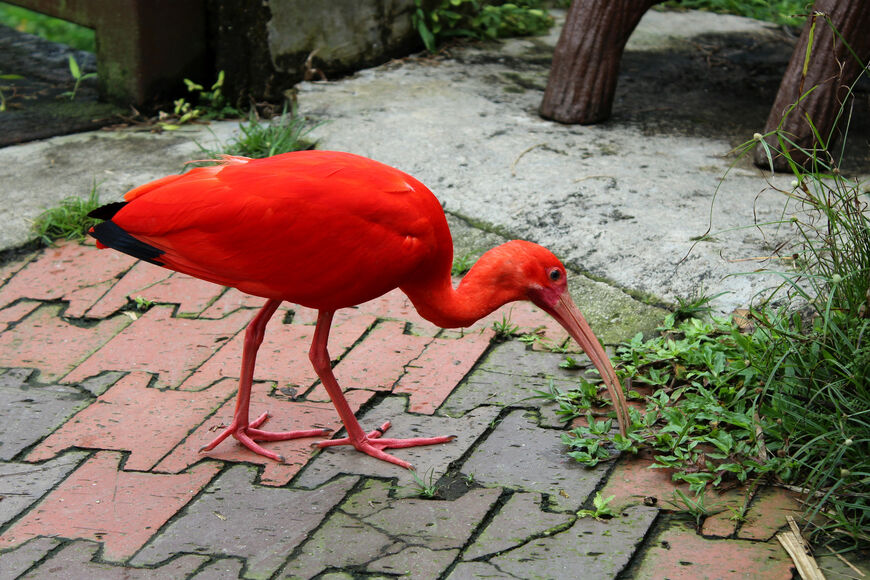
[548,268,562,282]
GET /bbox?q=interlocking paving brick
[352,287,442,337]
[307,320,428,399]
[461,408,606,512]
[462,491,573,560]
[633,519,793,579]
[0,249,35,288]
[484,504,657,579]
[394,329,494,414]
[0,536,62,579]
[27,372,237,470]
[445,561,511,579]
[737,486,802,541]
[368,546,460,578]
[155,386,374,487]
[600,455,744,513]
[20,540,208,579]
[701,509,739,538]
[0,451,220,562]
[179,309,374,392]
[124,272,225,317]
[64,306,250,389]
[280,478,500,579]
[0,451,88,527]
[464,302,573,348]
[294,395,500,492]
[199,288,283,319]
[0,368,91,460]
[0,304,131,382]
[0,241,136,317]
[190,558,246,580]
[84,260,172,318]
[130,465,358,579]
[0,300,39,332]
[441,340,597,428]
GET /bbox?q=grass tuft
[198,105,320,159]
[31,183,102,246]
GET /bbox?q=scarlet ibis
[88,150,629,469]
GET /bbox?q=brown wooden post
[755,0,870,169]
[540,0,663,124]
[4,0,207,107]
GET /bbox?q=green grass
[413,0,554,53]
[32,183,101,245]
[197,105,319,159]
[661,0,807,28]
[0,2,95,52]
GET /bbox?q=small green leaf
[68,54,81,80]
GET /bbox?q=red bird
[88,150,629,469]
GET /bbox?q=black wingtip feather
[88,201,128,221]
[89,221,165,265]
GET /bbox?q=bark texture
[540,0,662,124]
[755,0,870,169]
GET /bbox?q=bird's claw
[313,421,457,469]
[199,413,332,462]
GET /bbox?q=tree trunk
[540,0,662,124]
[755,0,870,169]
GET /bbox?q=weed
[559,355,583,370]
[491,312,519,341]
[158,71,239,130]
[60,54,96,101]
[451,251,475,276]
[198,105,319,159]
[131,296,154,312]
[661,0,806,28]
[532,378,605,422]
[665,489,712,530]
[413,0,553,53]
[409,468,441,498]
[32,183,102,245]
[577,491,616,520]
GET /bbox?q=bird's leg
[200,298,331,462]
[310,310,455,469]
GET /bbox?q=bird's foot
[314,421,457,469]
[200,412,332,462]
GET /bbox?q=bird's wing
[103,151,452,309]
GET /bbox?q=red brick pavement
[0,241,821,577]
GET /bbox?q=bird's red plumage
[88,149,630,465]
[110,151,453,310]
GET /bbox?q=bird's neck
[401,246,526,329]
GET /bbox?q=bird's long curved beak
[545,292,630,435]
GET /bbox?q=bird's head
[474,240,568,309]
[480,240,629,435]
